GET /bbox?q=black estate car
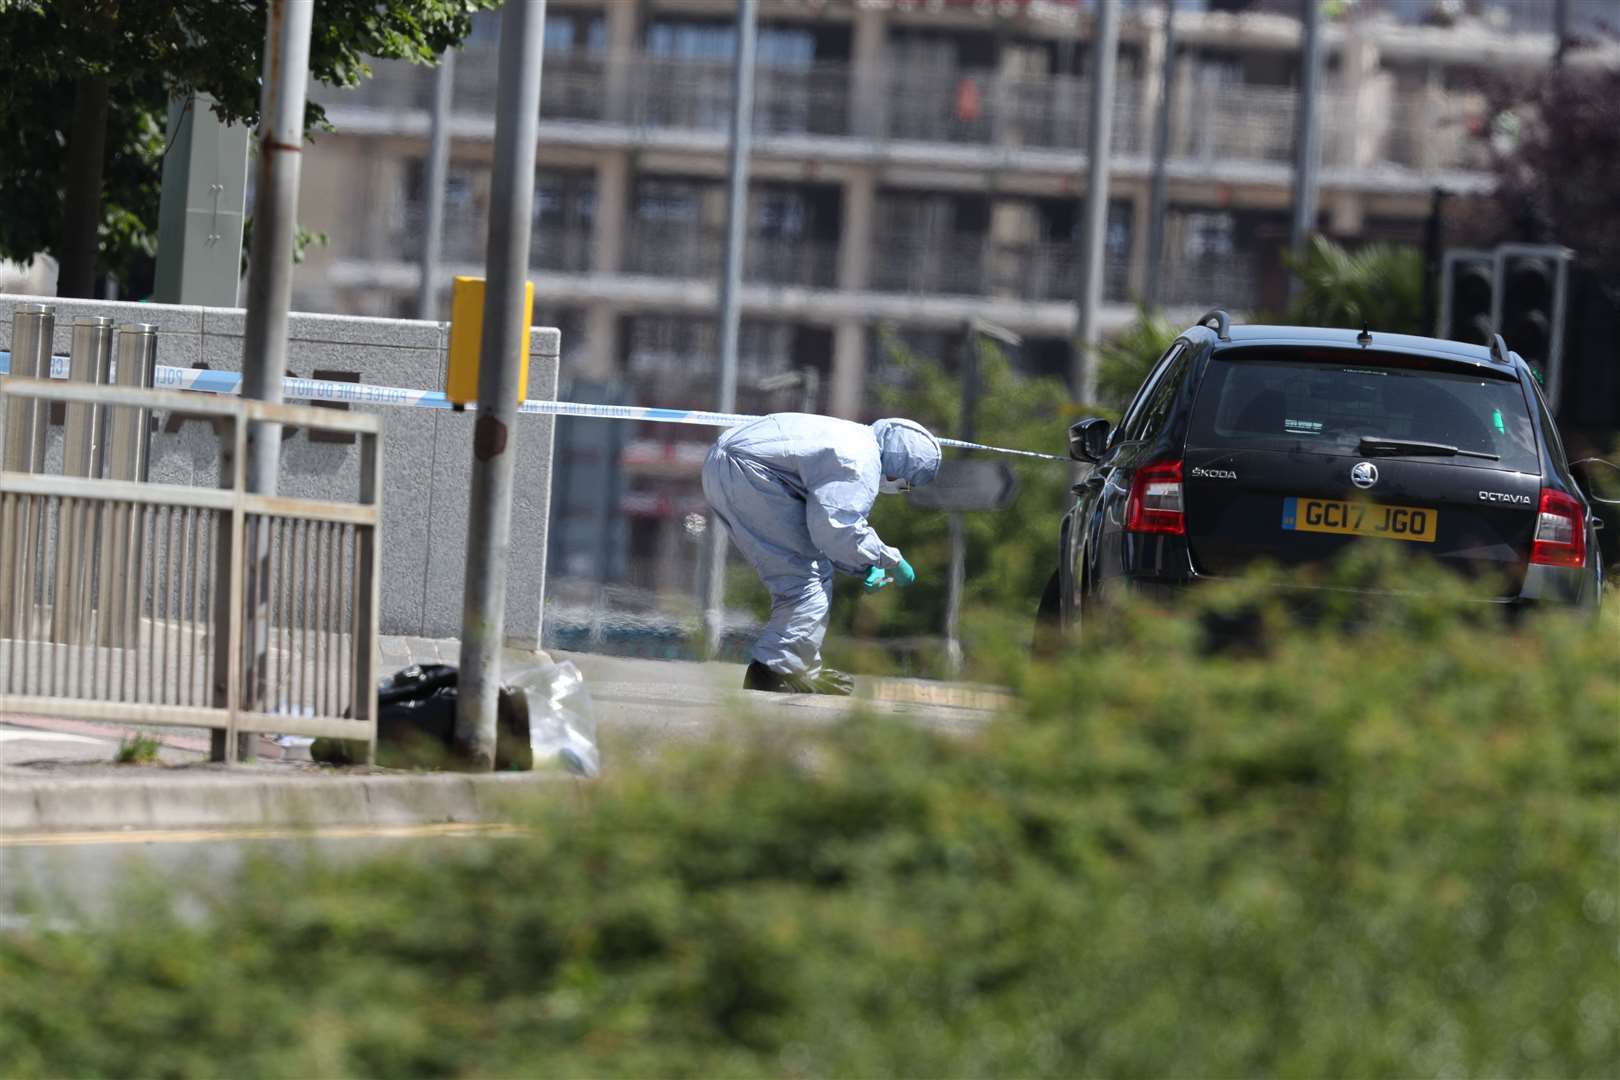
[1039,311,1604,635]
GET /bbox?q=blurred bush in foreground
[2,561,1616,1078]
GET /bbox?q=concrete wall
[0,295,559,647]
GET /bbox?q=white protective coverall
[702,414,942,675]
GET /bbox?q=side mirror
[1068,417,1110,463]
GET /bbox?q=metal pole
[2,303,53,472]
[54,317,114,645]
[1288,0,1323,304]
[1144,0,1176,310]
[236,0,313,761]
[100,323,158,646]
[1071,0,1119,406]
[418,50,457,320]
[1,303,54,639]
[943,326,981,678]
[1421,186,1447,337]
[1554,0,1570,69]
[702,0,758,660]
[455,0,547,771]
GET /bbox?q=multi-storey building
[292,0,1615,602]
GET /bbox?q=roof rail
[1489,333,1511,366]
[1198,308,1232,341]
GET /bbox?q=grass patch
[112,733,161,766]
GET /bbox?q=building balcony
[329,50,1496,179]
[870,236,1132,304]
[624,222,839,289]
[377,204,594,274]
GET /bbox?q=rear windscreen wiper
[1357,436,1499,461]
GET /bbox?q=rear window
[1188,349,1540,473]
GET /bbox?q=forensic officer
[702,414,942,694]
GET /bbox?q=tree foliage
[1286,235,1426,335]
[2,566,1615,1077]
[1094,305,1180,414]
[0,0,498,288]
[1472,65,1620,286]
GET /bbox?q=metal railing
[333,51,1494,176]
[871,235,1131,302]
[1157,254,1264,311]
[0,376,381,763]
[378,202,593,273]
[625,222,838,288]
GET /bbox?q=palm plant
[1288,235,1426,334]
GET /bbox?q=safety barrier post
[53,316,114,644]
[1,302,54,638]
[98,323,158,645]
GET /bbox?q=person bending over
[702,413,941,695]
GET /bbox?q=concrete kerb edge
[0,769,574,837]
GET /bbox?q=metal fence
[624,221,838,288]
[0,375,381,763]
[871,235,1131,302]
[337,51,1495,177]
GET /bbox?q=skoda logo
[1350,462,1379,489]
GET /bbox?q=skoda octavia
[1040,312,1604,636]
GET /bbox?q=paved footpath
[1,636,1009,840]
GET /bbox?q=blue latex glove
[863,566,891,592]
[895,558,916,587]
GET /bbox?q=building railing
[871,236,1131,302]
[625,222,839,288]
[0,377,381,764]
[1156,254,1263,312]
[379,203,594,274]
[882,68,1143,155]
[334,51,1493,175]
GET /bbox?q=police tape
[0,351,1068,462]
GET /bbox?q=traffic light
[1439,249,1495,345]
[1493,244,1571,401]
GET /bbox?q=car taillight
[1530,488,1586,568]
[1126,460,1185,536]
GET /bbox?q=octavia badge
[1350,461,1379,489]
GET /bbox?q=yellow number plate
[1281,497,1438,543]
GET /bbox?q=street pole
[1144,0,1176,311]
[234,0,312,761]
[418,49,457,320]
[1421,186,1447,336]
[455,0,547,771]
[701,0,758,660]
[1553,0,1570,69]
[943,327,981,678]
[1071,0,1119,407]
[1288,0,1323,305]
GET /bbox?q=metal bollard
[98,323,158,647]
[2,302,54,471]
[62,316,115,478]
[1,302,55,639]
[53,316,115,644]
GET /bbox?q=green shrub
[3,562,1616,1078]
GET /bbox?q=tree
[0,0,499,296]
[1287,235,1425,335]
[1467,66,1620,288]
[1094,305,1180,413]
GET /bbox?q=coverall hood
[872,418,942,489]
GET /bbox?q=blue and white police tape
[0,351,1067,462]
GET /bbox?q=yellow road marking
[0,821,526,848]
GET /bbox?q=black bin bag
[311,664,533,770]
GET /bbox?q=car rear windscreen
[1188,348,1540,473]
